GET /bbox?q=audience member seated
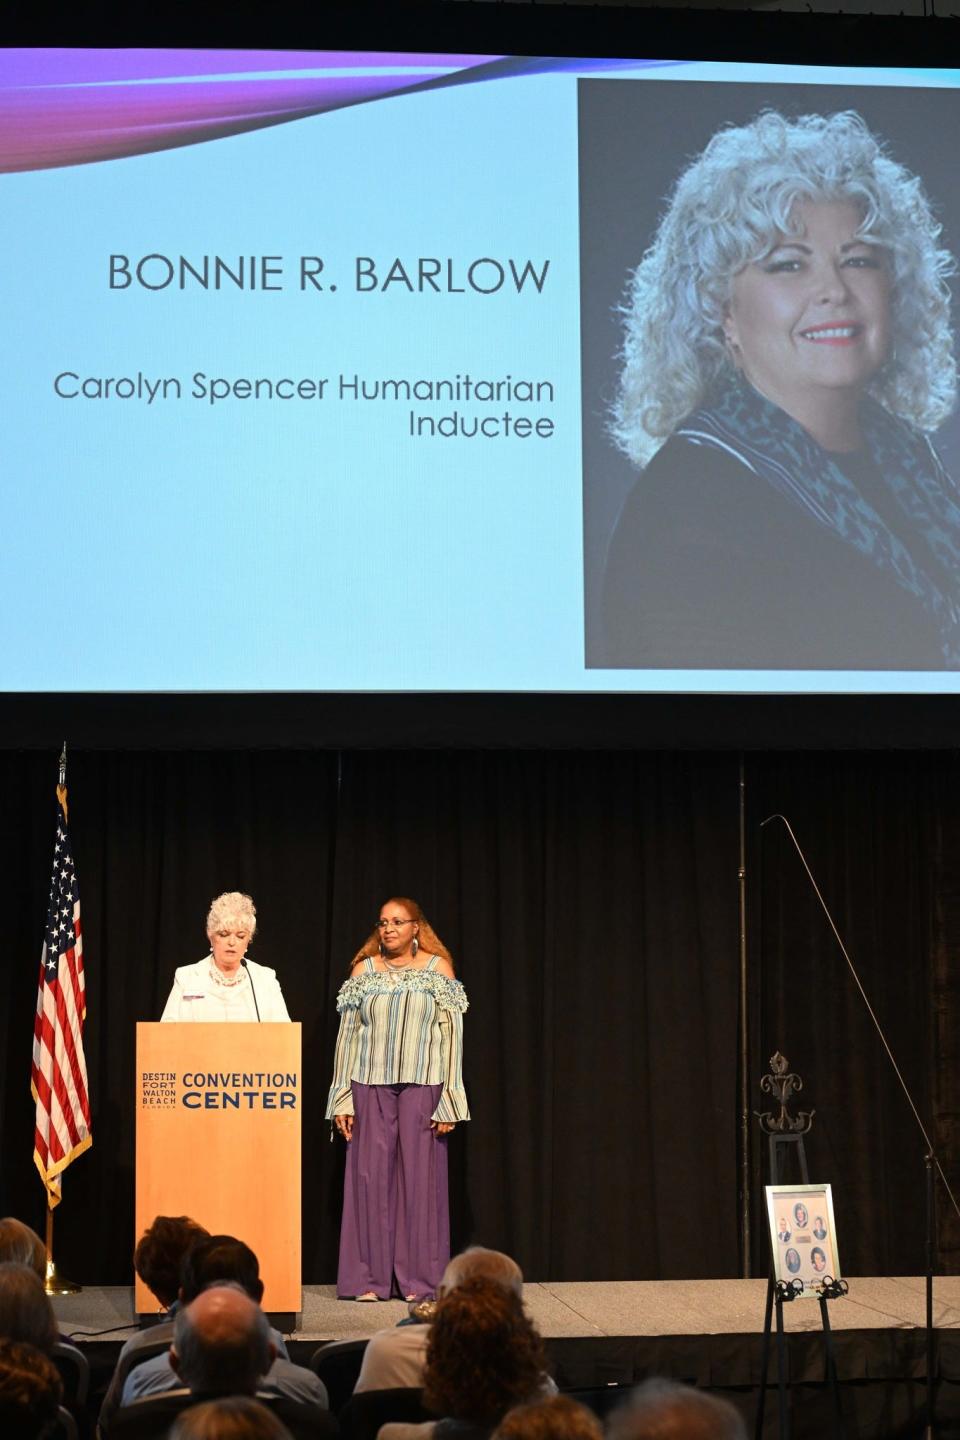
[169,1395,295,1440]
[606,1380,746,1440]
[378,1279,551,1440]
[110,1288,334,1440]
[491,1396,601,1440]
[0,1338,63,1440]
[354,1248,532,1396]
[308,1340,370,1413]
[340,1385,433,1440]
[127,1242,322,1405]
[172,1287,272,1395]
[0,1263,87,1415]
[0,1264,59,1354]
[138,1214,211,1315]
[101,1233,325,1432]
[0,1238,83,1396]
[0,1221,47,1282]
[97,1214,211,1432]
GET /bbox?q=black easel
[753,1055,846,1440]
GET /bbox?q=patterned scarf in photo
[676,379,960,665]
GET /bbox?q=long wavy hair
[613,110,957,468]
[423,1280,547,1426]
[350,895,454,971]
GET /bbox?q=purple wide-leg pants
[337,1081,449,1300]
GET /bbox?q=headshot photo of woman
[784,1247,801,1274]
[582,94,960,671]
[794,1202,809,1229]
[160,891,290,1021]
[326,897,469,1302]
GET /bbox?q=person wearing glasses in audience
[327,897,469,1302]
[161,892,290,1021]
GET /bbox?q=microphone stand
[241,958,261,1021]
[761,814,960,1440]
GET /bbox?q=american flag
[31,785,92,1206]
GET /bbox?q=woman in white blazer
[161,891,290,1022]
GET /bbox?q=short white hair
[439,1246,523,1298]
[608,1379,746,1440]
[206,892,257,939]
[613,110,957,468]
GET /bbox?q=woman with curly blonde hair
[381,1280,549,1440]
[603,109,960,671]
[327,897,468,1302]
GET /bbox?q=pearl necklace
[208,959,247,989]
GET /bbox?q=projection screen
[4,50,960,694]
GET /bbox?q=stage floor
[52,1275,960,1343]
[52,1277,960,1439]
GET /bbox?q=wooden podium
[135,1022,301,1316]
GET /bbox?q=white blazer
[160,956,291,1022]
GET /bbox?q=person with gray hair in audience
[171,1287,273,1397]
[606,1379,746,1440]
[353,1245,533,1394]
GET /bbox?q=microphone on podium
[241,959,261,1021]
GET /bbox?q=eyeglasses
[376,918,416,929]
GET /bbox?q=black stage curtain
[748,751,960,1278]
[1,747,958,1286]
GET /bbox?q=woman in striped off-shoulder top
[327,896,469,1303]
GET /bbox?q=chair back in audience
[108,1388,339,1440]
[308,1338,368,1413]
[51,1341,90,1408]
[338,1385,431,1440]
[102,1326,176,1412]
[562,1385,631,1419]
[53,1406,80,1440]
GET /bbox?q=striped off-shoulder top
[325,954,470,1123]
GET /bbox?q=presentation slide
[3,50,960,693]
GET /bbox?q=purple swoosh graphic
[0,50,502,174]
[0,51,661,175]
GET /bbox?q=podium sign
[135,1022,301,1313]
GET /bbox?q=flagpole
[44,1203,79,1295]
[40,742,82,1296]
